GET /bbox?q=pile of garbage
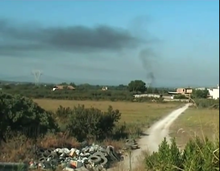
[123,139,139,150]
[29,143,125,171]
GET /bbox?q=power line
[31,70,43,85]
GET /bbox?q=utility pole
[32,70,43,85]
[129,147,132,171]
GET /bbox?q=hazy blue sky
[0,0,219,87]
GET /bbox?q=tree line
[1,80,218,108]
[0,80,174,101]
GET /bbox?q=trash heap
[123,139,139,150]
[29,143,124,171]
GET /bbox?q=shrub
[174,94,188,99]
[0,92,58,141]
[192,89,209,99]
[145,138,182,171]
[145,137,219,171]
[59,105,122,142]
[182,137,219,171]
[194,99,219,109]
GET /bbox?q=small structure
[168,87,193,99]
[67,85,75,90]
[134,94,162,98]
[102,87,108,91]
[208,85,219,100]
[195,87,206,90]
[52,85,64,91]
[52,85,75,91]
[176,88,193,95]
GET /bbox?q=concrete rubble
[28,139,138,171]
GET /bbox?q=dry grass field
[170,107,219,148]
[34,99,219,145]
[34,99,219,147]
[33,99,180,125]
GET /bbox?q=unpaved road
[110,103,190,171]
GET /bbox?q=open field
[33,99,181,125]
[34,99,219,149]
[170,107,219,148]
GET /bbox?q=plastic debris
[27,141,139,171]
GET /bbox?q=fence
[0,162,28,171]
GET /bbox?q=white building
[208,85,219,100]
[134,94,161,98]
[195,87,206,90]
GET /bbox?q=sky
[0,0,219,87]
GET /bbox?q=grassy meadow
[170,107,219,148]
[33,99,180,125]
[33,99,219,145]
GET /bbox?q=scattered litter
[123,139,139,150]
[28,139,137,171]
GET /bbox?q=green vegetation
[0,93,57,141]
[0,81,174,101]
[0,92,127,143]
[194,98,219,109]
[173,94,188,99]
[146,137,219,171]
[56,105,121,141]
[0,83,219,171]
[128,80,147,93]
[170,107,219,148]
[191,89,219,109]
[192,88,209,99]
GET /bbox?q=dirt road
[111,103,190,171]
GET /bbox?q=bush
[0,92,129,144]
[55,105,121,142]
[192,89,209,99]
[174,94,188,99]
[145,137,219,171]
[0,92,58,141]
[145,138,182,171]
[194,99,219,109]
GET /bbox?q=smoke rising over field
[0,17,158,84]
[139,48,157,87]
[0,18,143,54]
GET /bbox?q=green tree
[128,80,146,93]
[66,105,121,141]
[69,82,76,87]
[192,89,209,98]
[0,92,58,141]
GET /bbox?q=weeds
[145,136,219,171]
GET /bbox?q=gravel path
[109,103,190,171]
